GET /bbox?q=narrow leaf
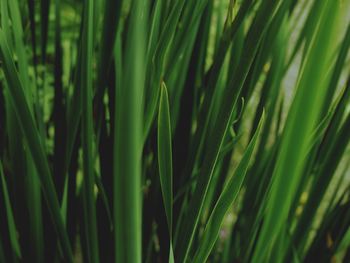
[193,112,264,263]
[0,161,22,258]
[157,83,173,232]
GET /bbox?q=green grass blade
[95,173,113,230]
[94,0,123,134]
[185,0,253,179]
[113,1,146,262]
[0,29,73,262]
[0,0,12,49]
[157,83,174,263]
[80,0,100,261]
[0,0,349,262]
[0,161,21,259]
[193,112,264,263]
[322,23,350,113]
[147,0,163,59]
[293,113,350,257]
[157,83,173,232]
[1,1,45,260]
[251,1,342,261]
[144,0,186,140]
[175,1,282,261]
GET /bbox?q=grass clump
[0,0,349,262]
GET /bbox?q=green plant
[0,0,349,262]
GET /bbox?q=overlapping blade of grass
[0,29,73,262]
[147,0,163,60]
[286,0,322,69]
[0,161,21,259]
[322,23,350,114]
[64,2,86,173]
[192,112,264,263]
[78,0,98,260]
[315,71,350,167]
[0,0,11,48]
[238,8,288,211]
[336,214,350,255]
[94,173,113,230]
[165,0,210,76]
[157,83,173,232]
[185,0,254,179]
[2,81,30,259]
[289,74,350,255]
[6,0,44,153]
[94,0,123,133]
[157,83,174,262]
[166,19,202,129]
[25,158,44,262]
[304,192,350,262]
[199,26,245,213]
[233,50,286,256]
[324,159,350,215]
[170,7,214,238]
[97,0,123,87]
[251,1,342,261]
[113,0,146,262]
[7,0,31,99]
[293,112,350,257]
[144,0,186,140]
[175,1,283,261]
[7,0,45,140]
[3,0,47,260]
[80,0,99,261]
[0,0,349,262]
[65,51,82,170]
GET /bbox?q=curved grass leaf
[193,112,264,263]
[0,28,73,262]
[175,1,283,261]
[0,0,349,262]
[251,1,342,261]
[157,83,173,232]
[144,0,186,140]
[1,2,45,259]
[157,83,175,263]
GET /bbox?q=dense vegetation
[0,0,349,262]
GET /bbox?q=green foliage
[0,0,349,262]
